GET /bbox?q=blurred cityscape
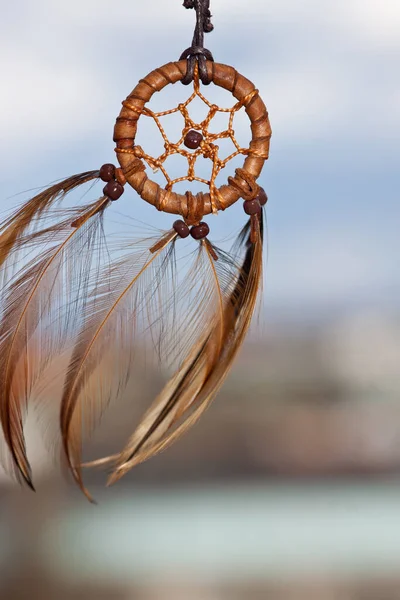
[1,308,400,599]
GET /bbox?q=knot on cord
[181,190,206,225]
[181,0,214,85]
[228,168,260,202]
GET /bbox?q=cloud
[264,225,398,308]
[0,49,99,143]
[336,0,400,47]
[222,0,400,46]
[0,0,399,167]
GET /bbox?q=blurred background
[0,0,399,598]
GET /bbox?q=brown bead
[103,181,124,201]
[99,163,116,182]
[184,130,203,150]
[190,222,210,240]
[173,220,190,238]
[257,187,268,206]
[243,199,261,215]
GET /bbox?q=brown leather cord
[182,190,206,225]
[228,168,259,202]
[115,168,127,186]
[117,155,146,179]
[180,47,214,86]
[181,0,214,85]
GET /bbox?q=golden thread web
[120,72,266,213]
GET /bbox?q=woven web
[123,74,261,212]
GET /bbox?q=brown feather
[0,172,99,276]
[0,197,108,487]
[64,224,237,497]
[60,230,180,500]
[85,214,264,484]
[113,216,263,475]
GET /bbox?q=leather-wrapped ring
[114,60,271,218]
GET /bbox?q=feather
[0,196,109,487]
[114,217,263,479]
[59,229,179,500]
[61,221,241,499]
[84,213,264,485]
[0,172,99,278]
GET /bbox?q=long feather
[60,229,180,500]
[0,197,109,487]
[62,221,240,498]
[84,213,264,485]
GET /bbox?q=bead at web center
[184,129,203,149]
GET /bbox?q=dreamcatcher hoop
[115,60,271,220]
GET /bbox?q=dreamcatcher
[0,0,271,500]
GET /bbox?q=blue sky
[0,0,398,322]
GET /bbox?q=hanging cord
[180,0,214,85]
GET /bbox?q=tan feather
[60,230,179,500]
[63,223,240,498]
[0,172,99,277]
[84,214,264,485]
[0,197,109,487]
